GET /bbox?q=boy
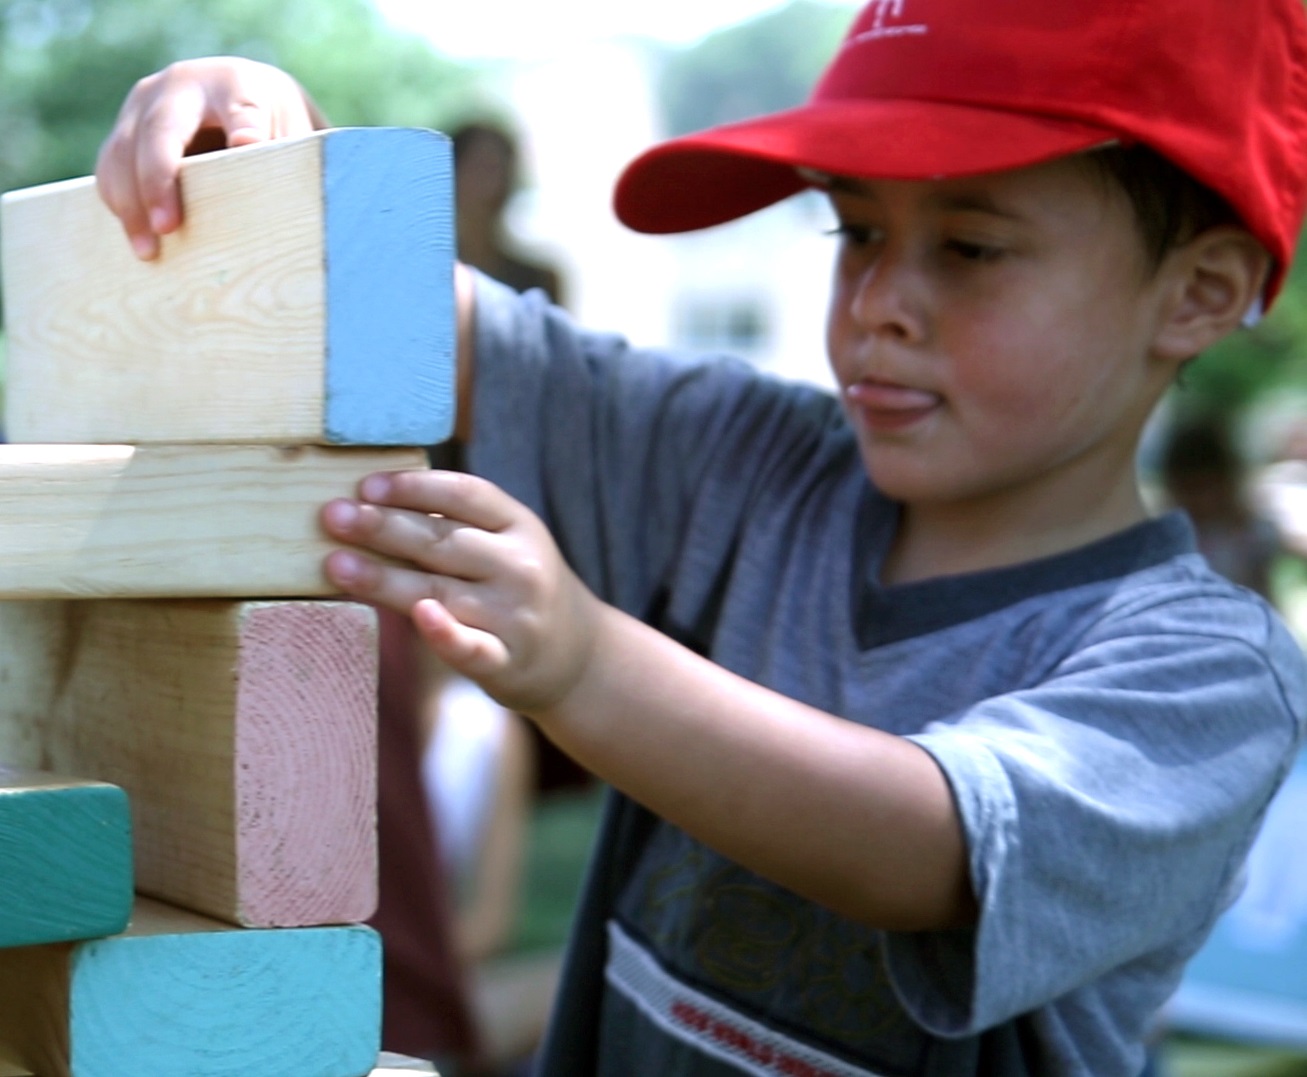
[96,0,1307,1073]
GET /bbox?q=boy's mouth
[844,380,941,431]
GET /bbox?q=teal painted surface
[0,777,132,949]
[69,923,382,1076]
[324,127,456,447]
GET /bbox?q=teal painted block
[0,768,132,949]
[72,922,382,1076]
[0,902,382,1077]
[324,127,456,447]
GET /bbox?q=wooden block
[0,896,382,1077]
[371,1054,439,1074]
[0,599,378,928]
[0,1048,435,1076]
[0,442,426,599]
[0,1051,30,1077]
[1,127,455,447]
[0,768,132,949]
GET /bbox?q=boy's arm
[322,470,978,933]
[551,602,977,932]
[95,58,478,439]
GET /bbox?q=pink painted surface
[235,601,378,927]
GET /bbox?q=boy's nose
[846,254,927,342]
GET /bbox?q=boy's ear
[1151,228,1273,362]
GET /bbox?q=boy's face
[825,156,1180,530]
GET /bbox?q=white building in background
[488,37,838,392]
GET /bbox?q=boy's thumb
[224,105,271,147]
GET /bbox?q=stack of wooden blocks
[0,128,454,1077]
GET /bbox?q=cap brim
[614,99,1118,234]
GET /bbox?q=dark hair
[449,122,518,165]
[1083,145,1240,269]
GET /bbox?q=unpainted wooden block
[0,599,378,928]
[0,442,425,599]
[0,1050,29,1077]
[0,768,132,949]
[370,1054,439,1074]
[1,127,455,447]
[0,897,381,1077]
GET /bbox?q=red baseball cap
[614,0,1307,303]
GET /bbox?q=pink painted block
[0,599,379,928]
[234,602,379,927]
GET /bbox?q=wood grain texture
[0,443,426,599]
[0,897,382,1077]
[370,1054,439,1074]
[0,768,132,949]
[1,127,454,447]
[0,599,378,928]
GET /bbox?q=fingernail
[329,550,361,583]
[130,234,157,260]
[148,207,171,233]
[325,499,358,529]
[361,474,390,501]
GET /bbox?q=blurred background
[2,2,1305,1074]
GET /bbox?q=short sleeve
[884,592,1307,1035]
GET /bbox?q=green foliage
[657,1,858,137]
[0,0,479,195]
[0,0,483,329]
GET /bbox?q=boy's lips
[844,380,941,431]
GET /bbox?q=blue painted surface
[1169,748,1307,1048]
[69,922,382,1076]
[324,127,456,447]
[0,778,132,949]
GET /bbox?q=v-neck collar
[854,491,1197,649]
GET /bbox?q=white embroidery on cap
[851,0,928,42]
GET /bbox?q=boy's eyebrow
[826,176,1028,221]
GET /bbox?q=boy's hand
[95,57,322,261]
[321,470,601,716]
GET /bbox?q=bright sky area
[373,0,794,59]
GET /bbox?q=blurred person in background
[1159,412,1287,601]
[451,121,565,307]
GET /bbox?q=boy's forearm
[535,604,977,932]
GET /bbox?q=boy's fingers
[95,137,161,261]
[321,498,499,579]
[324,551,501,644]
[324,549,442,613]
[412,598,511,680]
[132,86,210,234]
[222,100,275,147]
[359,469,519,533]
[95,60,313,262]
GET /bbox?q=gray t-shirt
[466,276,1307,1077]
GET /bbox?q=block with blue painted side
[322,127,456,446]
[0,768,132,950]
[0,898,382,1077]
[1,128,455,448]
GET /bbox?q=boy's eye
[944,238,1004,263]
[826,222,880,247]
